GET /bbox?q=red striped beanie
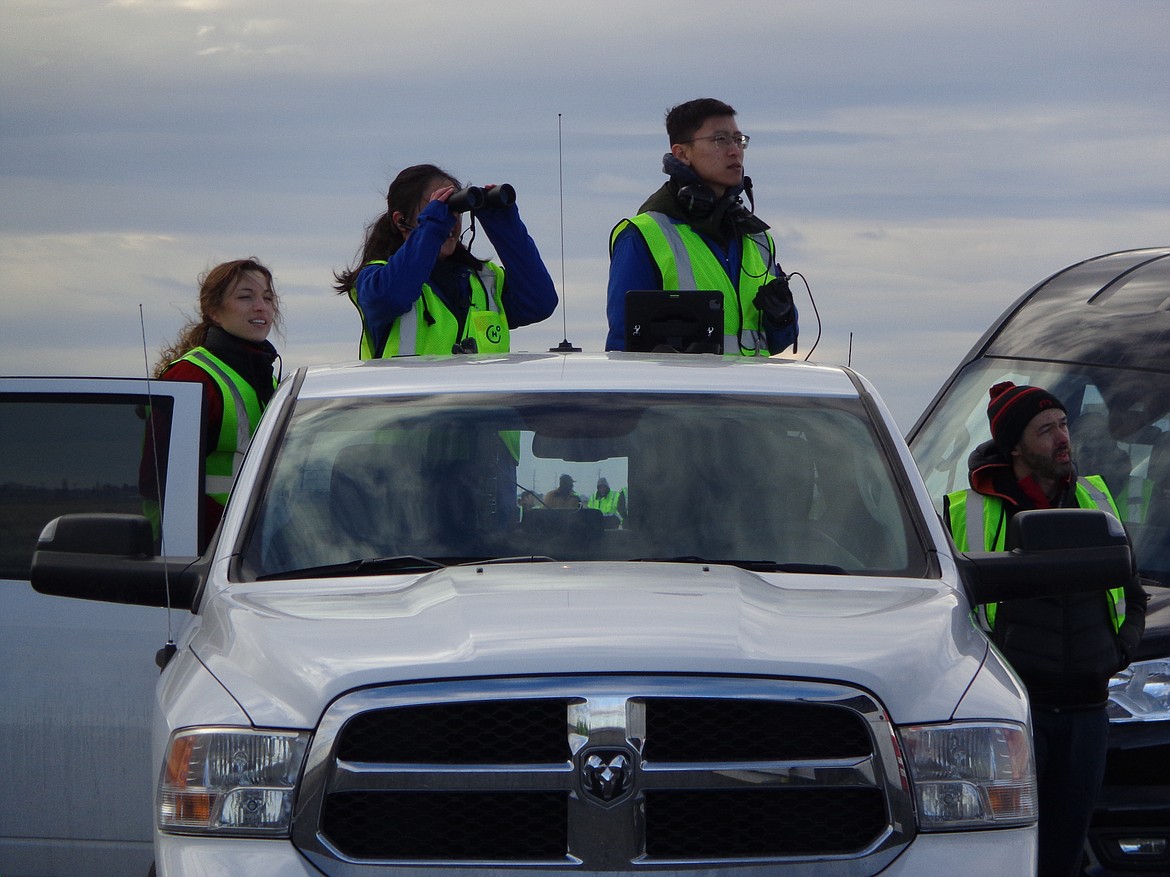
[987,382,1066,455]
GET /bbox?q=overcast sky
[2,0,1168,429]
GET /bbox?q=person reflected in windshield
[587,477,627,526]
[543,474,582,510]
[517,488,539,520]
[335,163,558,358]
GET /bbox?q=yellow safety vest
[587,488,625,518]
[946,475,1126,632]
[611,212,781,356]
[350,261,509,358]
[173,348,266,505]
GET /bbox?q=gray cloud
[2,0,1169,430]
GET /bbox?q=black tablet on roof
[624,290,723,354]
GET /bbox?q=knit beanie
[987,381,1067,456]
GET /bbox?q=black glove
[754,275,795,331]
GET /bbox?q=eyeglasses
[683,133,750,150]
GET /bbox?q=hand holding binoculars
[446,183,516,214]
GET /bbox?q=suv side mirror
[957,508,1132,605]
[30,513,204,610]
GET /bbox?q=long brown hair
[334,163,481,294]
[154,258,279,377]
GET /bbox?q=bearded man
[943,382,1147,877]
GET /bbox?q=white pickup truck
[4,354,1134,876]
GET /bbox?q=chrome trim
[293,676,914,875]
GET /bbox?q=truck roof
[290,352,867,400]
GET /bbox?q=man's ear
[670,142,690,165]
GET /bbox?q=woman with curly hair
[147,258,281,545]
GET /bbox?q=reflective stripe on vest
[178,349,264,503]
[613,213,779,356]
[947,475,1126,632]
[351,261,508,358]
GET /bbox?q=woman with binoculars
[336,163,558,358]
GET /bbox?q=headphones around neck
[675,183,717,217]
[675,174,754,219]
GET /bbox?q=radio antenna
[550,113,580,353]
[140,304,177,669]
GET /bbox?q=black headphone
[674,183,718,217]
[675,174,755,219]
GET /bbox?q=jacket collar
[636,154,769,244]
[967,439,1075,508]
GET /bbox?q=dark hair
[154,258,279,377]
[334,163,481,294]
[665,98,737,145]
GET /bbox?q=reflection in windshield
[240,393,924,580]
[912,361,1170,582]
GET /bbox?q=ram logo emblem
[580,750,634,804]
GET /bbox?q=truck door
[0,377,202,877]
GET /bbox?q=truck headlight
[158,727,311,836]
[900,721,1036,830]
[1108,659,1170,722]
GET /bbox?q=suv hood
[192,562,987,728]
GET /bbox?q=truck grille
[293,677,913,874]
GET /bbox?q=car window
[0,393,177,580]
[912,360,1170,581]
[239,392,926,580]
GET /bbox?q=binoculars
[446,183,516,214]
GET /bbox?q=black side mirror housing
[30,513,204,610]
[957,508,1132,605]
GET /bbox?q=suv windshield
[239,392,925,580]
[913,359,1170,582]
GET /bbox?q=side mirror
[957,508,1132,605]
[30,513,204,610]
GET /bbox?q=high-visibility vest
[611,212,781,355]
[946,475,1127,632]
[350,261,509,358]
[174,348,266,505]
[587,488,625,518]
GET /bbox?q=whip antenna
[140,304,177,669]
[550,113,580,353]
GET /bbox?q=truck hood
[192,561,988,728]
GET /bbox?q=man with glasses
[605,98,797,356]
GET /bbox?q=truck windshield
[238,392,926,580]
[912,359,1170,584]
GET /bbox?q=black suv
[908,247,1170,875]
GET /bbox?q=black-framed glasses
[684,133,750,150]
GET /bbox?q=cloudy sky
[3,0,1168,429]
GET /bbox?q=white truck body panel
[0,377,204,877]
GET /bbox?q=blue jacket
[356,199,558,356]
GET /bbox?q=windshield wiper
[630,556,849,575]
[257,554,448,581]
